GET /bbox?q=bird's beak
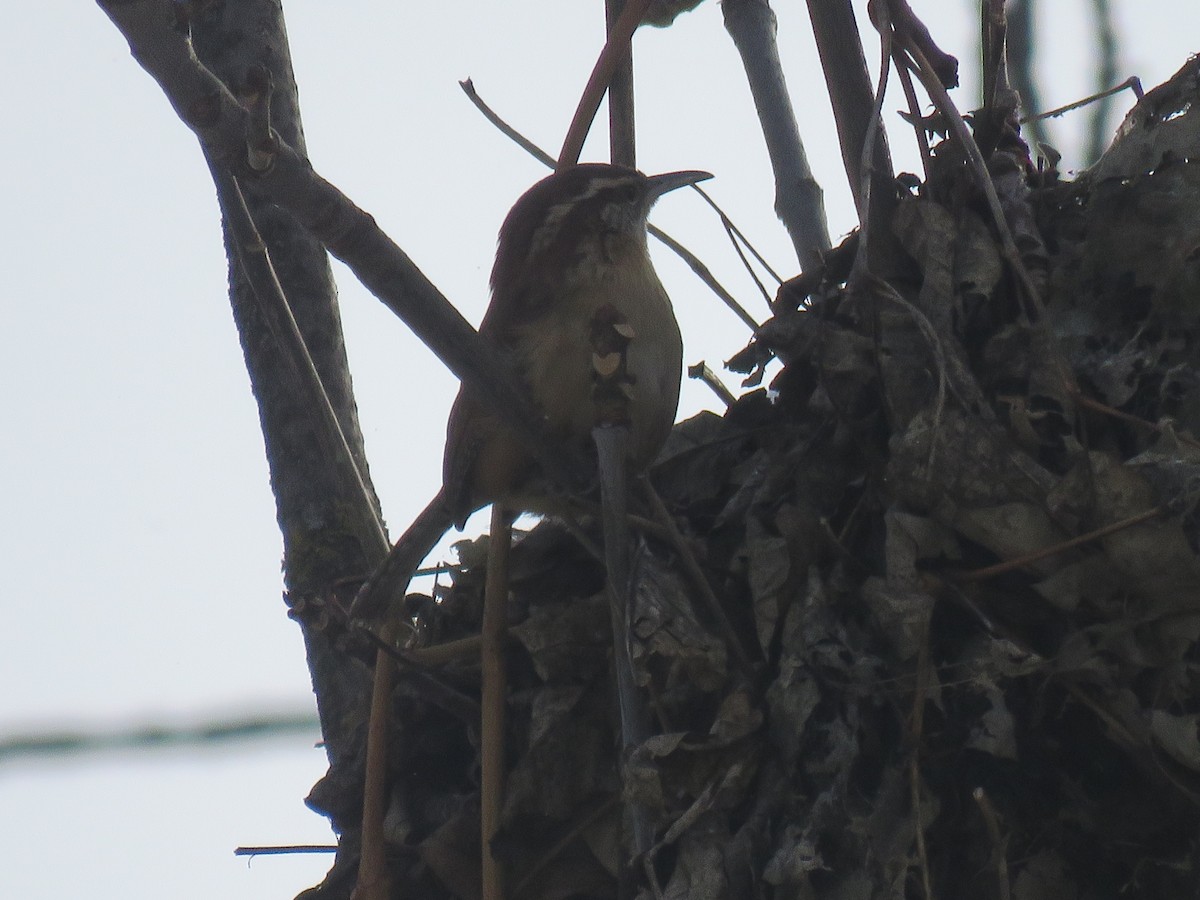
[644,169,714,201]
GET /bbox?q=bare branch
[460,78,557,168]
[804,0,899,273]
[687,362,737,407]
[1021,77,1143,124]
[723,0,831,272]
[97,0,583,500]
[206,158,387,553]
[888,14,1046,320]
[481,507,513,898]
[649,227,760,330]
[607,0,638,167]
[692,184,784,284]
[460,78,760,330]
[559,0,652,166]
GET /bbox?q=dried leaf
[965,675,1018,760]
[1150,710,1200,771]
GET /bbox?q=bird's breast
[513,248,683,469]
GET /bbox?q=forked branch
[97,0,584,500]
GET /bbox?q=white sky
[2,1,1197,897]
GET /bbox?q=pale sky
[3,2,1197,898]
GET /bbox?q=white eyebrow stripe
[526,176,637,256]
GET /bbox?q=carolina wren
[442,163,712,526]
[352,164,710,619]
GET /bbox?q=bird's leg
[481,503,513,900]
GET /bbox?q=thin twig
[1059,680,1142,752]
[972,787,1012,900]
[206,158,388,553]
[317,602,483,721]
[458,79,760,332]
[404,634,481,666]
[511,797,619,896]
[481,505,513,900]
[0,713,320,760]
[1021,76,1144,124]
[414,562,455,578]
[357,638,395,900]
[460,78,556,168]
[692,184,784,284]
[910,755,933,900]
[895,28,1046,320]
[718,214,774,308]
[909,609,935,900]
[850,0,896,283]
[865,275,951,468]
[606,0,638,168]
[234,845,337,857]
[559,0,653,167]
[640,480,757,673]
[1071,390,1200,453]
[892,47,933,182]
[687,361,737,408]
[955,505,1167,583]
[647,226,760,330]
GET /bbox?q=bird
[352,163,711,618]
[442,162,712,527]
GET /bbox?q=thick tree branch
[723,0,831,272]
[98,0,583,498]
[206,158,386,554]
[181,5,391,894]
[805,0,899,273]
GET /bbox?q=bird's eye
[619,182,640,203]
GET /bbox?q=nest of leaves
[329,71,1200,900]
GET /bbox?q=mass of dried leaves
[299,58,1200,900]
